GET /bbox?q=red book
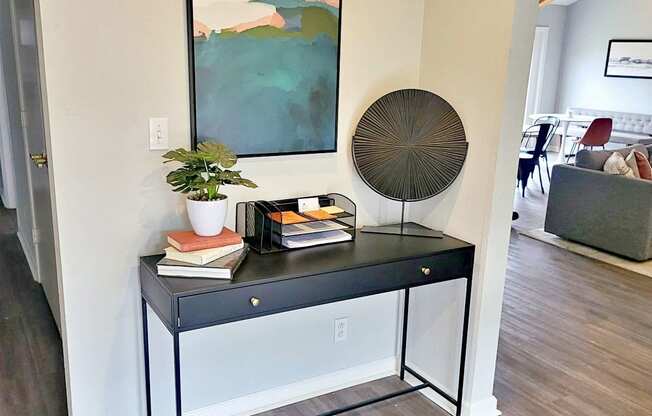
[167,228,242,253]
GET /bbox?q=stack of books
[156,228,248,280]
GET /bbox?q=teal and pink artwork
[190,0,341,157]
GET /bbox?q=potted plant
[163,142,257,236]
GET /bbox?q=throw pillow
[625,151,641,178]
[603,152,635,177]
[634,150,652,180]
[575,144,647,171]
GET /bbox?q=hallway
[0,202,66,416]
[1,190,651,415]
[496,176,652,415]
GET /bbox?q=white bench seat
[567,107,652,146]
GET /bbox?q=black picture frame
[185,1,343,158]
[604,39,652,80]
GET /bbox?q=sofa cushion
[603,152,635,177]
[625,151,641,178]
[575,144,648,171]
[634,151,652,180]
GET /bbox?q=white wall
[37,0,425,414]
[409,0,537,414]
[557,0,652,114]
[0,54,17,209]
[536,5,567,114]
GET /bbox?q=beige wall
[37,0,425,414]
[407,0,538,413]
[37,0,537,414]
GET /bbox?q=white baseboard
[184,358,500,416]
[404,361,500,416]
[466,396,501,416]
[185,357,397,416]
[17,229,38,282]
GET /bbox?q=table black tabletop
[141,230,474,298]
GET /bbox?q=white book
[281,220,348,236]
[164,241,244,265]
[157,246,249,279]
[282,230,352,249]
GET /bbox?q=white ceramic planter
[186,197,228,237]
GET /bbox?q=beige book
[164,241,244,266]
[321,205,345,214]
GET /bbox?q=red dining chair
[567,118,613,162]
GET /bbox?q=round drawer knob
[250,297,261,307]
[421,267,431,276]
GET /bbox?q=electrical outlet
[32,228,41,244]
[334,318,348,343]
[149,117,169,150]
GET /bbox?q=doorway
[1,0,61,331]
[523,26,549,125]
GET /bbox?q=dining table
[528,113,596,163]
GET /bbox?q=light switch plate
[149,117,169,150]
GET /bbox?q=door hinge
[32,228,41,244]
[177,317,181,327]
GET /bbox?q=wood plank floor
[0,202,67,416]
[257,377,448,416]
[1,161,651,415]
[498,167,652,415]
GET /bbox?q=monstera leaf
[162,141,257,200]
[197,142,237,168]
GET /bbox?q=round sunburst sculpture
[352,89,468,202]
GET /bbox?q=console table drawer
[177,249,472,330]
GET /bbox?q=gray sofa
[544,145,652,261]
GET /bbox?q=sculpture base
[361,222,444,239]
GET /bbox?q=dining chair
[566,118,613,163]
[530,116,560,180]
[518,123,553,197]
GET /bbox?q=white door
[523,26,549,125]
[11,0,60,331]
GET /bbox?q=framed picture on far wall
[187,0,342,157]
[604,39,652,79]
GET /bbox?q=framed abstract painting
[187,0,342,157]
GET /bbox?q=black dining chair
[518,122,553,197]
[522,116,559,180]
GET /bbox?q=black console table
[140,230,474,416]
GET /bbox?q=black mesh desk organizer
[236,193,356,254]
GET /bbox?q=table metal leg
[399,288,410,380]
[148,280,471,416]
[557,121,570,163]
[455,278,473,416]
[174,331,182,416]
[142,298,152,416]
